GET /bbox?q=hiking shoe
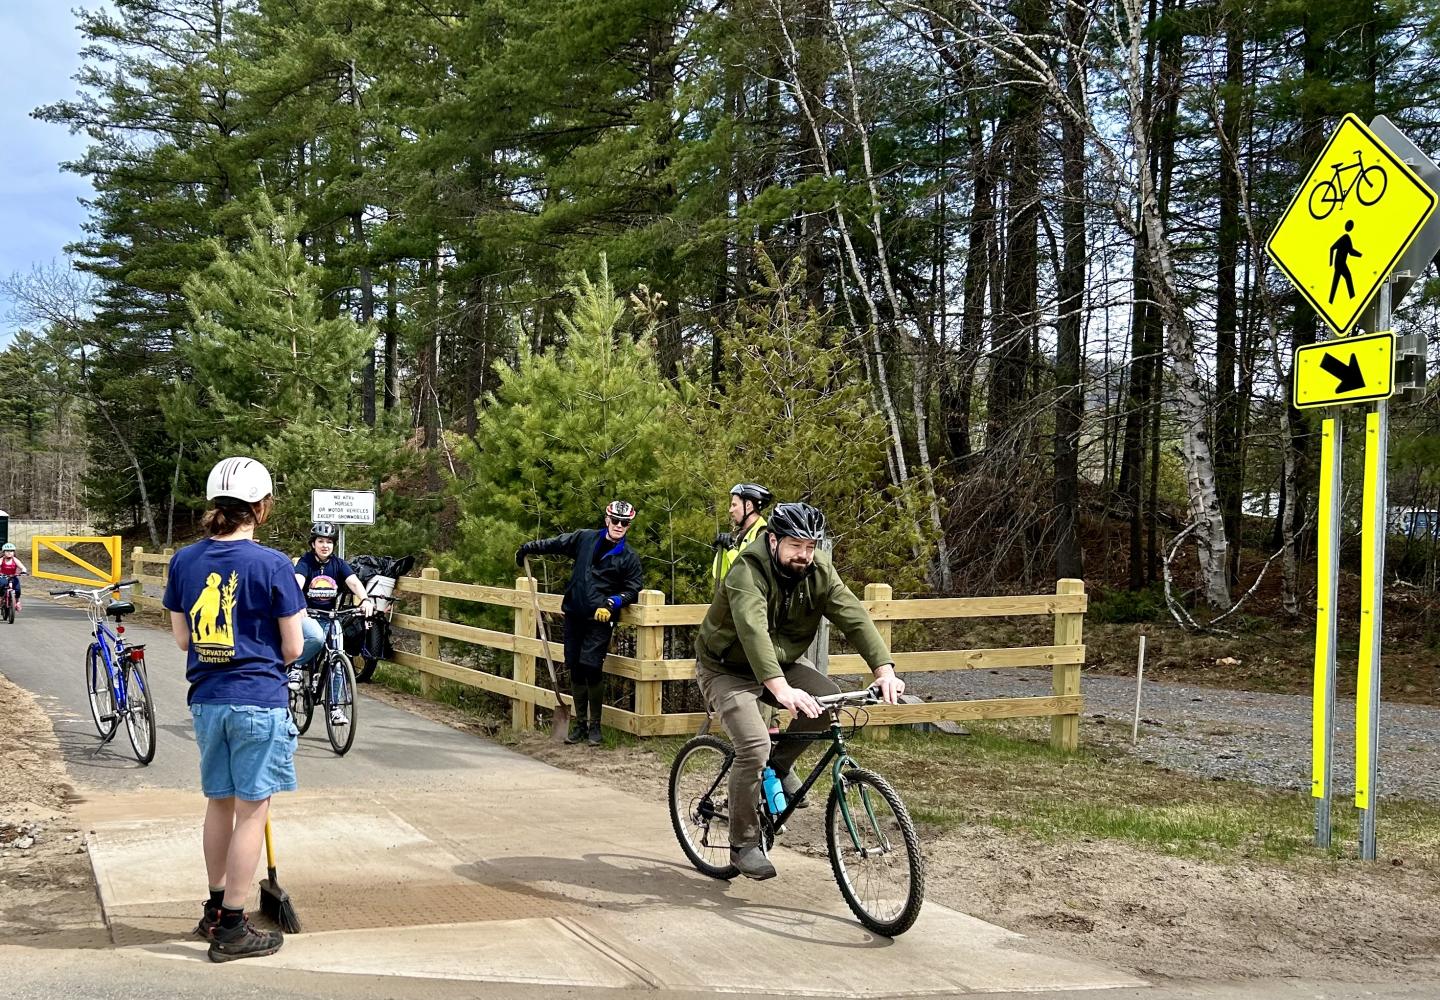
[193,903,221,941]
[730,845,777,880]
[329,708,349,727]
[587,721,603,746]
[564,719,586,745]
[286,669,303,692]
[779,769,809,810]
[208,915,283,962]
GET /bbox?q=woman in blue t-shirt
[289,522,373,726]
[163,457,306,962]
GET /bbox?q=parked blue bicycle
[50,579,156,765]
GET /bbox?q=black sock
[208,888,225,910]
[219,905,244,930]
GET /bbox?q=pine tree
[672,247,931,597]
[176,195,418,544]
[445,258,704,597]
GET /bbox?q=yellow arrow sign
[1293,332,1394,410]
[1267,114,1437,334]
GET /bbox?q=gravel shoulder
[911,665,1440,802]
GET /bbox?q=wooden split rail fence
[131,546,1087,750]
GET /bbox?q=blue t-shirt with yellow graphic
[294,552,356,611]
[163,538,306,708]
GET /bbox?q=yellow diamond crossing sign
[1268,114,1437,334]
[1293,332,1394,410]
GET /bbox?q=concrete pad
[129,918,650,988]
[85,784,1145,995]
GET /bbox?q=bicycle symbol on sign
[1308,149,1388,220]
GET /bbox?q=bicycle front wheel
[86,646,117,737]
[323,652,358,756]
[1357,164,1388,205]
[825,767,925,936]
[669,734,740,880]
[123,660,157,765]
[290,669,315,735]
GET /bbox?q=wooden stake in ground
[1132,635,1147,746]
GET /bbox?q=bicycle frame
[695,708,883,854]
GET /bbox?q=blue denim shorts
[190,704,298,801]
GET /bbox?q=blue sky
[0,3,97,339]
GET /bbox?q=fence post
[513,575,537,732]
[132,547,145,603]
[633,590,666,734]
[1051,578,1085,752]
[419,566,441,700]
[863,582,893,741]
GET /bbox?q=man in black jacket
[517,500,644,746]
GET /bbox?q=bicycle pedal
[99,713,117,722]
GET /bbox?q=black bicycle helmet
[730,482,774,510]
[310,521,339,541]
[766,502,826,541]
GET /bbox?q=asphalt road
[0,594,508,796]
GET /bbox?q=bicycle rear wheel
[825,767,925,937]
[86,646,118,737]
[669,734,740,879]
[123,660,157,765]
[323,652,358,756]
[2,593,12,623]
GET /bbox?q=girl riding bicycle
[290,522,372,727]
[0,543,28,611]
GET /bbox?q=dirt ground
[7,673,1440,982]
[367,667,1440,988]
[0,674,107,947]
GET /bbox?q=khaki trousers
[694,660,839,849]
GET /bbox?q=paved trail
[0,596,1141,997]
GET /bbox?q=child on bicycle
[290,522,372,727]
[0,543,28,611]
[163,457,306,962]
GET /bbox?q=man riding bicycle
[0,543,28,612]
[693,501,904,880]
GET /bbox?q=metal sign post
[1356,282,1391,861]
[1311,412,1341,848]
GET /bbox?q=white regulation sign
[311,489,377,525]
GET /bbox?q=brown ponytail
[201,496,269,536]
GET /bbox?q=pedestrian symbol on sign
[1328,221,1361,304]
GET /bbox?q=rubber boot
[587,678,605,746]
[566,684,589,745]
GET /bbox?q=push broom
[524,556,573,742]
[257,817,301,933]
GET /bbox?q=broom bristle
[259,876,302,933]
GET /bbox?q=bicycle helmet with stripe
[206,457,273,503]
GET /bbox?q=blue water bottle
[761,766,787,816]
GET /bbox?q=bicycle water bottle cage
[106,601,136,619]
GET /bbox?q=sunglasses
[607,515,634,527]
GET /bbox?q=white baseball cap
[206,457,274,503]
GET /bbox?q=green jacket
[710,515,767,584]
[696,535,892,684]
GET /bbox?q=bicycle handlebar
[49,580,137,600]
[306,606,370,621]
[815,686,884,709]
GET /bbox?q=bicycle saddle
[106,600,136,619]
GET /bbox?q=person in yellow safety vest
[711,483,774,586]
